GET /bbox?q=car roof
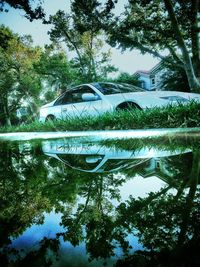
[91,82,145,93]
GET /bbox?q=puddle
[0,129,200,266]
[0,127,200,141]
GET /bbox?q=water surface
[0,130,200,266]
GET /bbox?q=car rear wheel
[45,115,55,122]
[116,102,142,111]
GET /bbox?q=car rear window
[93,82,145,95]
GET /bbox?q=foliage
[0,24,16,50]
[34,44,77,98]
[70,0,116,33]
[115,166,200,266]
[0,26,84,126]
[160,64,190,92]
[0,0,45,21]
[0,142,51,247]
[48,1,117,83]
[111,72,140,86]
[0,25,42,126]
[105,0,200,92]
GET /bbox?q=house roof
[133,70,150,77]
[133,61,163,77]
[150,61,163,75]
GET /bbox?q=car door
[52,91,74,119]
[61,85,105,119]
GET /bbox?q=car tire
[116,102,141,111]
[45,115,55,122]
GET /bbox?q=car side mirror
[82,93,98,101]
[85,156,103,163]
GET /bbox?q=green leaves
[0,26,43,125]
[0,0,46,22]
[48,2,117,83]
[34,45,75,94]
[106,0,200,92]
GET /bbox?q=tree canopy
[48,2,117,82]
[0,25,42,125]
[0,0,45,21]
[0,0,200,126]
[105,0,200,92]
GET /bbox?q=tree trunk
[191,0,200,79]
[3,96,11,126]
[183,59,200,93]
[63,29,86,77]
[5,116,11,127]
[164,0,200,93]
[28,102,38,121]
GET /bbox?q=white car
[42,138,191,173]
[39,82,200,122]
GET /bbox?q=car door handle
[63,108,68,111]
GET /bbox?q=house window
[141,81,146,89]
[151,78,155,85]
[156,161,160,169]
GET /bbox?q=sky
[0,0,159,74]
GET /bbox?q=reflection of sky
[119,174,167,201]
[11,211,63,248]
[11,211,118,266]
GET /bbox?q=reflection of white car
[39,82,200,122]
[42,139,191,173]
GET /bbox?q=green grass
[1,102,200,133]
[102,134,200,152]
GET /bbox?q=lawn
[0,102,200,133]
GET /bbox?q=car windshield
[92,82,145,95]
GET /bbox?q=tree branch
[190,0,200,76]
[163,0,188,53]
[62,28,85,75]
[191,0,200,58]
[123,37,184,68]
[166,44,184,67]
[164,0,200,91]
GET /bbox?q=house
[138,157,177,185]
[134,61,166,91]
[137,151,193,188]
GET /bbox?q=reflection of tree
[0,139,199,266]
[178,150,200,246]
[0,142,51,247]
[160,152,193,181]
[0,140,128,264]
[115,150,200,266]
[59,173,130,261]
[0,141,82,265]
[1,237,60,267]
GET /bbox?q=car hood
[40,100,55,109]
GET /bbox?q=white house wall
[138,74,152,90]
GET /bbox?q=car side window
[71,86,101,103]
[54,86,101,106]
[54,91,74,106]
